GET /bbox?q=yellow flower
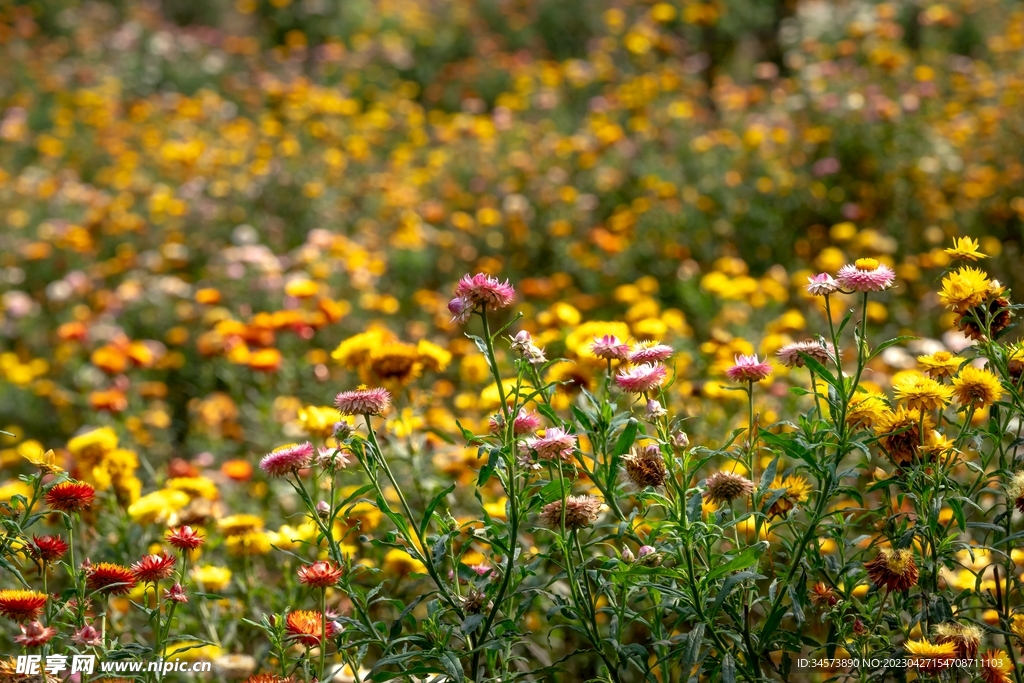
[166,477,220,501]
[68,427,118,459]
[846,390,889,427]
[892,372,953,412]
[331,327,396,368]
[938,267,990,312]
[944,236,987,261]
[191,565,232,592]
[20,445,64,474]
[1011,613,1024,640]
[767,475,812,517]
[917,351,963,379]
[368,342,421,385]
[0,480,33,502]
[565,321,632,361]
[417,339,452,373]
[127,489,191,524]
[217,514,265,536]
[383,548,426,575]
[163,641,223,661]
[951,366,1003,409]
[225,531,272,556]
[298,405,343,438]
[875,408,934,467]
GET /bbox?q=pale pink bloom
[259,442,315,477]
[447,296,473,324]
[469,563,493,577]
[163,583,188,603]
[726,355,773,383]
[335,387,392,415]
[590,335,630,361]
[15,621,57,647]
[510,330,533,353]
[637,545,656,558]
[806,273,839,296]
[645,399,667,419]
[775,340,836,368]
[317,446,351,471]
[72,624,103,646]
[525,427,578,461]
[628,341,673,363]
[454,273,515,310]
[490,408,541,436]
[835,262,896,292]
[615,363,668,394]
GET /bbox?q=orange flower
[248,348,282,372]
[285,610,337,647]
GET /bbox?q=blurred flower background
[2,0,1024,680]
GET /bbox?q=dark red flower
[131,553,177,583]
[45,481,96,512]
[30,535,69,563]
[0,590,48,622]
[86,562,137,595]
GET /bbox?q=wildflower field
[2,0,1024,681]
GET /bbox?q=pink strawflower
[454,273,515,311]
[525,427,578,461]
[490,408,541,436]
[590,335,631,361]
[447,296,473,324]
[71,624,103,647]
[335,386,392,416]
[726,355,773,383]
[259,442,315,477]
[628,341,673,364]
[835,258,896,292]
[317,446,351,471]
[615,363,668,394]
[776,340,836,368]
[806,273,839,296]
[15,621,57,648]
[163,583,188,603]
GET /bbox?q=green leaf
[722,653,736,683]
[705,543,767,583]
[949,498,966,533]
[612,418,638,457]
[439,650,465,682]
[680,623,704,678]
[867,335,918,363]
[759,456,779,493]
[420,484,456,537]
[708,571,764,618]
[461,613,485,634]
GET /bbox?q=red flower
[0,590,47,622]
[131,553,177,583]
[163,583,188,603]
[14,621,58,648]
[166,526,205,551]
[285,610,338,647]
[297,561,343,588]
[86,562,137,595]
[30,535,69,563]
[45,481,96,512]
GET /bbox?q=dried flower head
[865,547,919,592]
[615,362,668,393]
[703,471,755,505]
[726,355,773,383]
[809,582,838,607]
[957,295,1013,340]
[622,445,668,490]
[775,340,835,368]
[539,495,603,530]
[933,621,982,659]
[259,442,315,477]
[1005,472,1024,514]
[335,387,392,416]
[297,560,344,588]
[836,258,896,292]
[316,447,351,472]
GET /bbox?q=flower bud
[645,399,667,420]
[316,500,331,519]
[671,431,690,449]
[621,547,635,563]
[333,421,352,440]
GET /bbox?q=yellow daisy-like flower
[331,327,397,369]
[938,267,991,312]
[416,339,452,373]
[892,373,953,412]
[225,530,272,556]
[368,342,422,385]
[903,640,957,674]
[20,446,64,475]
[916,351,963,379]
[875,408,934,467]
[951,366,1003,409]
[217,514,265,537]
[191,565,232,592]
[846,390,889,428]
[298,405,343,438]
[1010,613,1024,640]
[767,474,812,518]
[126,489,191,525]
[944,236,987,261]
[979,649,1013,683]
[166,476,220,501]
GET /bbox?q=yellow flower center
[855,258,880,271]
